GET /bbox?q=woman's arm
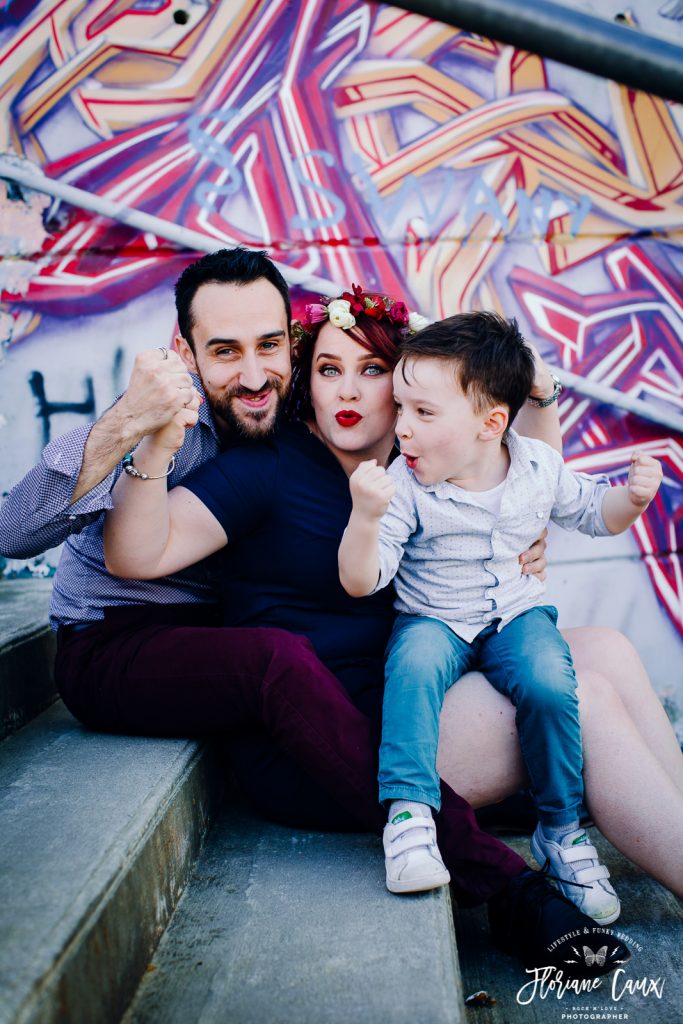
[513,343,562,453]
[103,406,227,579]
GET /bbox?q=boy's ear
[176,334,198,373]
[479,405,509,441]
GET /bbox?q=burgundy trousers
[55,603,525,907]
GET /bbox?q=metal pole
[2,155,682,433]
[556,369,683,435]
[387,0,683,104]
[0,154,338,293]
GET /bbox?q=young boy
[338,311,662,923]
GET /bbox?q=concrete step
[0,701,220,1024]
[453,832,683,1022]
[0,580,56,739]
[123,800,466,1024]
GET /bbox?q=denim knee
[515,669,578,716]
[385,617,461,693]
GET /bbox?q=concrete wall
[0,0,682,727]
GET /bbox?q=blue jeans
[378,607,583,826]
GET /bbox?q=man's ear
[176,335,198,373]
[479,405,509,441]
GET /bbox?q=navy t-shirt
[183,422,395,678]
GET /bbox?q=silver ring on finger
[158,346,168,360]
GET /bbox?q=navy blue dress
[183,422,396,826]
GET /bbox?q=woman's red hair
[288,289,406,421]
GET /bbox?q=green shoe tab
[391,811,413,825]
[572,833,588,845]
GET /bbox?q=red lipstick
[335,410,363,427]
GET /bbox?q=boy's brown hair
[399,311,536,428]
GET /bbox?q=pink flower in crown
[304,303,328,328]
[388,300,409,325]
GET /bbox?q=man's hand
[70,347,199,504]
[519,527,548,581]
[349,460,396,521]
[627,452,662,508]
[116,348,196,437]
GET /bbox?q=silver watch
[527,372,562,408]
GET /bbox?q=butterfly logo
[584,945,607,967]
[564,943,629,967]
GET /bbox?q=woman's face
[309,322,397,468]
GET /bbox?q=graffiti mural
[0,1,682,716]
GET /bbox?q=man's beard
[209,376,289,440]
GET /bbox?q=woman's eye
[363,364,387,376]
[319,365,340,377]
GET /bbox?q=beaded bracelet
[122,452,175,480]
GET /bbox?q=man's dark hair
[174,247,291,349]
[399,311,536,428]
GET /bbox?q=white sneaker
[383,812,451,894]
[531,824,620,924]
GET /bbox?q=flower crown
[297,283,431,339]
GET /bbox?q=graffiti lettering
[28,372,95,448]
[189,122,591,239]
[350,156,591,240]
[291,150,346,229]
[515,189,553,237]
[111,346,125,398]
[463,179,590,238]
[463,179,510,235]
[189,110,244,212]
[349,153,454,238]
[188,122,348,229]
[516,187,590,238]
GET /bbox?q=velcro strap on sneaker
[383,817,435,858]
[573,863,611,885]
[559,842,599,864]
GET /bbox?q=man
[0,247,628,973]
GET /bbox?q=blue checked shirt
[0,377,221,629]
[371,430,612,642]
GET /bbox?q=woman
[104,287,683,904]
